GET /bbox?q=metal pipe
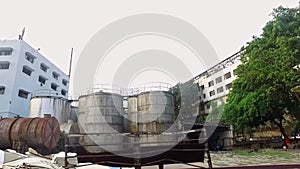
[68,48,73,78]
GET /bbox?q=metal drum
[0,116,60,154]
[0,118,18,148]
[78,91,125,153]
[29,96,71,124]
[128,91,177,147]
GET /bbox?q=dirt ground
[142,149,300,169]
[209,149,300,167]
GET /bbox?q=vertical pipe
[65,133,69,169]
[68,48,73,78]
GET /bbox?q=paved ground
[141,149,300,168]
[74,149,300,168]
[209,149,300,167]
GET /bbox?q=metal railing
[31,89,62,98]
[79,82,174,97]
[0,112,21,118]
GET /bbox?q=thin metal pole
[68,48,73,77]
[134,134,141,169]
[64,134,69,169]
[205,141,213,169]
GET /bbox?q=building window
[203,94,206,99]
[0,61,10,69]
[226,83,232,90]
[38,75,47,85]
[62,79,68,86]
[18,89,29,99]
[206,104,210,109]
[51,83,59,91]
[0,86,5,95]
[224,72,231,80]
[25,52,36,63]
[0,47,13,56]
[199,85,204,90]
[52,72,60,80]
[22,66,34,76]
[208,80,214,87]
[209,90,215,96]
[40,63,49,72]
[217,86,224,93]
[233,69,237,75]
[61,89,67,96]
[215,76,222,84]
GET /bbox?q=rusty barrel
[0,116,60,154]
[0,118,18,148]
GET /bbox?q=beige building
[194,51,241,114]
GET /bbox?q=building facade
[195,51,241,114]
[0,39,69,118]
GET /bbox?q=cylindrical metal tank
[78,91,125,153]
[128,91,177,147]
[70,106,78,122]
[128,96,138,133]
[123,113,130,133]
[128,91,175,134]
[0,118,18,148]
[29,96,71,124]
[60,120,80,145]
[0,116,60,154]
[128,96,138,112]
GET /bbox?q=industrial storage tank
[70,105,78,122]
[128,91,177,147]
[60,120,80,145]
[0,116,60,154]
[129,91,175,133]
[29,96,71,124]
[128,96,138,133]
[78,91,125,153]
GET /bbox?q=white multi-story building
[195,51,241,113]
[0,39,69,118]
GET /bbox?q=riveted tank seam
[8,118,19,148]
[23,118,35,142]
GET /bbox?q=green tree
[223,5,300,139]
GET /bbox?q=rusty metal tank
[0,116,60,154]
[128,91,177,147]
[78,91,125,153]
[29,96,71,124]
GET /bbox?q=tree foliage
[223,5,300,139]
